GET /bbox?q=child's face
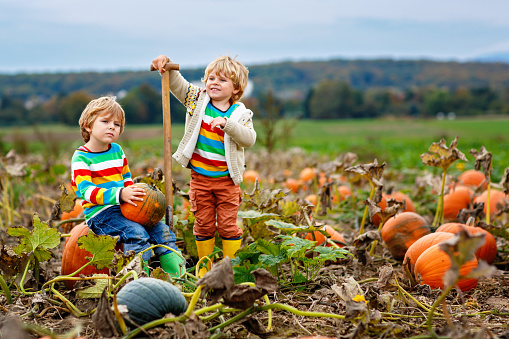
[85,113,122,148]
[205,70,239,105]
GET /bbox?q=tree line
[1,79,508,127]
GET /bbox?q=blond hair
[202,56,249,102]
[79,96,125,142]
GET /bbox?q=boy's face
[205,71,239,105]
[85,113,122,147]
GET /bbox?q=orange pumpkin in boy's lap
[120,183,166,228]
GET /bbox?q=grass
[2,116,509,179]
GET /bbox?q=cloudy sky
[1,0,509,73]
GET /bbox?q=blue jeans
[87,205,178,261]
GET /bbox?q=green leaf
[238,210,278,220]
[233,265,260,284]
[311,246,350,262]
[255,238,281,256]
[76,274,110,299]
[77,231,118,270]
[259,253,288,267]
[265,219,308,233]
[279,235,314,259]
[7,214,61,262]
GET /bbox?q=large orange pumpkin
[120,183,166,228]
[436,223,497,264]
[473,189,507,216]
[414,243,478,292]
[403,232,455,273]
[443,185,473,221]
[381,212,431,261]
[373,191,416,225]
[61,223,110,289]
[458,169,487,189]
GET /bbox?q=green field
[2,116,509,179]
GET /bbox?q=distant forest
[2,58,509,126]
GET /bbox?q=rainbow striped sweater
[71,143,134,219]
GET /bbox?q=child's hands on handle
[121,185,146,206]
[151,55,170,73]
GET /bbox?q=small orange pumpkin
[414,243,478,292]
[305,225,345,247]
[443,185,473,221]
[373,191,416,225]
[299,167,316,182]
[436,223,497,264]
[473,189,507,216]
[305,194,318,206]
[458,169,487,189]
[403,232,455,273]
[381,212,431,261]
[120,183,166,228]
[61,223,110,289]
[243,170,260,183]
[284,178,301,193]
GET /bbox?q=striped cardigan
[71,143,134,219]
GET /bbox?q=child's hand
[210,117,227,130]
[121,185,146,206]
[151,55,170,73]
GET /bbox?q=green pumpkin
[116,278,187,325]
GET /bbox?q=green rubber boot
[143,260,150,275]
[160,251,184,278]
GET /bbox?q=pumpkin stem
[432,169,448,228]
[486,172,491,224]
[359,182,376,235]
[465,216,476,227]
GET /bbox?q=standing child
[71,96,183,277]
[151,55,256,277]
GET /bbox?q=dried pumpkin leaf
[439,229,485,289]
[470,146,492,179]
[345,159,386,187]
[420,136,468,170]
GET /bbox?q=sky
[1,0,509,74]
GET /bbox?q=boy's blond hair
[202,56,249,102]
[79,96,125,142]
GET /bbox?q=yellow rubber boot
[196,238,215,278]
[222,238,242,260]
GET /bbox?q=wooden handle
[150,62,180,72]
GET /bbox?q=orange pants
[189,170,243,239]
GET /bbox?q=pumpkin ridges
[436,223,498,264]
[414,244,478,292]
[120,183,166,228]
[458,169,487,189]
[443,186,473,221]
[404,232,455,273]
[381,212,431,261]
[116,278,187,325]
[473,189,507,215]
